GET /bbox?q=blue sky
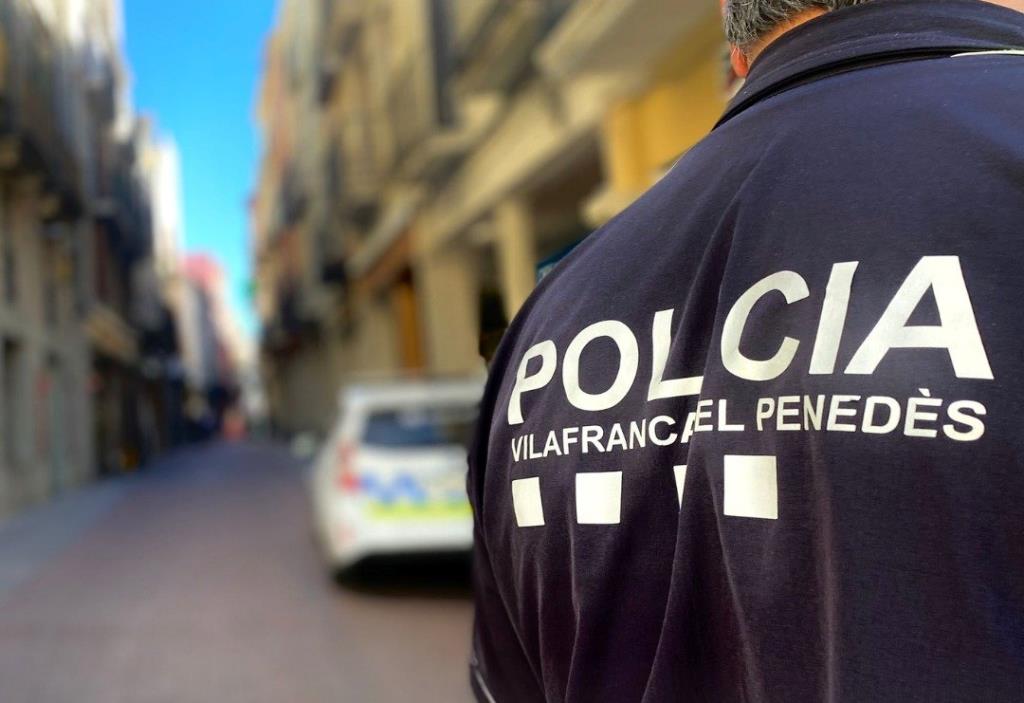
[124,0,279,335]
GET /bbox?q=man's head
[724,0,1024,77]
[723,0,873,76]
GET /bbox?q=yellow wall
[603,21,727,195]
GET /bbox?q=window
[43,237,58,327]
[362,404,477,449]
[1,196,16,305]
[3,339,24,468]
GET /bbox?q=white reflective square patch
[724,455,778,520]
[512,477,545,527]
[575,471,622,525]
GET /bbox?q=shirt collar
[718,0,1024,127]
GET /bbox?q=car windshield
[361,403,477,448]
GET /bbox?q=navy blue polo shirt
[469,1,1024,700]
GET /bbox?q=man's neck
[731,8,825,77]
[747,8,827,64]
[988,0,1024,11]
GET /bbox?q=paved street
[0,442,475,703]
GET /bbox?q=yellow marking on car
[366,502,472,521]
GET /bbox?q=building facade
[0,0,185,517]
[253,0,736,437]
[179,253,246,438]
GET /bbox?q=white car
[310,377,484,574]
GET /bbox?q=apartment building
[0,0,183,515]
[179,253,248,437]
[253,0,736,437]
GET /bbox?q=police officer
[469,0,1024,700]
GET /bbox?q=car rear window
[361,404,477,448]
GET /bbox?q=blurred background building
[179,253,251,439]
[0,0,746,523]
[253,0,737,438]
[0,0,243,518]
[0,0,768,698]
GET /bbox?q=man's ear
[730,45,751,78]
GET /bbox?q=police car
[310,377,483,575]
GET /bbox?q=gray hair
[724,0,873,50]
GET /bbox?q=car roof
[338,376,485,408]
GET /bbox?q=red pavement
[0,441,475,703]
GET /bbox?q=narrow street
[0,442,475,703]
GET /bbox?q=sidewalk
[0,476,128,605]
[0,440,474,703]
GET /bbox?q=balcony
[317,3,362,105]
[453,0,571,94]
[251,163,308,260]
[84,301,139,365]
[280,166,308,228]
[0,0,83,221]
[93,146,150,262]
[395,91,502,181]
[387,57,447,164]
[260,282,320,356]
[313,209,347,288]
[535,0,715,82]
[329,114,382,226]
[448,0,501,57]
[320,258,347,287]
[86,59,119,129]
